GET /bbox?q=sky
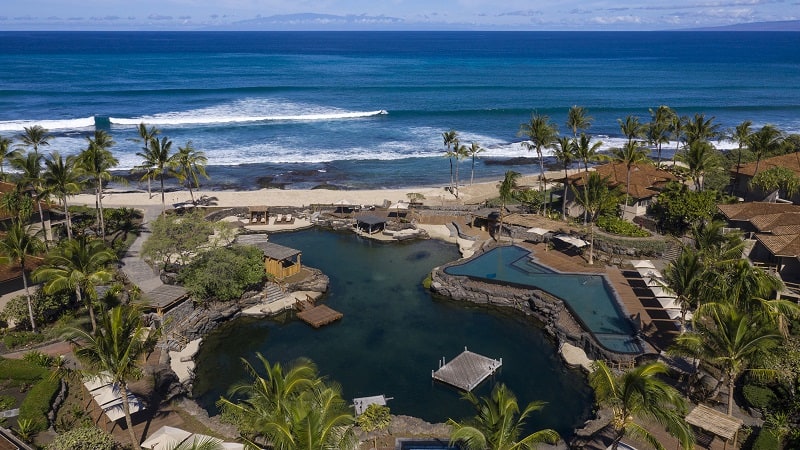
[0,0,798,31]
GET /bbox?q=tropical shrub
[1,290,72,330]
[742,384,778,410]
[22,350,57,368]
[752,427,781,450]
[46,426,122,450]
[597,215,650,237]
[649,181,723,235]
[18,376,59,432]
[1,331,47,350]
[0,394,16,410]
[178,245,265,302]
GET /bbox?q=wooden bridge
[432,348,502,391]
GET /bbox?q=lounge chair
[284,214,294,224]
[274,214,283,224]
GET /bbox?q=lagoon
[192,229,593,436]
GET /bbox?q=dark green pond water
[193,229,593,437]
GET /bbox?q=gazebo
[356,215,386,234]
[248,206,269,224]
[685,404,744,449]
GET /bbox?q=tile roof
[717,202,800,221]
[735,153,800,177]
[749,212,800,233]
[756,234,800,257]
[563,163,677,199]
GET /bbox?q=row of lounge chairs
[273,214,295,225]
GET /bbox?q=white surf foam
[0,117,95,132]
[109,98,387,127]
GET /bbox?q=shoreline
[73,169,586,210]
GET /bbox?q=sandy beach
[71,171,581,210]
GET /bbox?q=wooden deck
[432,349,502,391]
[297,304,343,328]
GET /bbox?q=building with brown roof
[730,153,800,203]
[718,202,800,293]
[560,163,678,220]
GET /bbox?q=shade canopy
[656,296,681,310]
[649,286,675,299]
[631,259,656,269]
[636,267,663,279]
[140,426,193,450]
[333,199,354,206]
[389,201,409,210]
[526,227,551,236]
[685,404,743,441]
[553,234,588,248]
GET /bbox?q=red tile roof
[563,163,677,199]
[735,153,800,177]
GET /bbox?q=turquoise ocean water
[1,31,798,189]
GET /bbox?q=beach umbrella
[650,286,675,299]
[631,259,656,269]
[526,227,551,236]
[657,296,681,310]
[636,267,663,280]
[140,426,192,450]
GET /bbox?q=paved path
[119,207,164,293]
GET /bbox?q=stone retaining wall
[429,258,638,364]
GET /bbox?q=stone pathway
[119,206,164,293]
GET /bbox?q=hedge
[18,376,60,432]
[742,384,778,410]
[2,331,47,350]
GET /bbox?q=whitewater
[0,31,797,189]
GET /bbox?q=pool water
[444,245,640,354]
[192,229,593,437]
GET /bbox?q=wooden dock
[352,394,393,415]
[297,304,343,328]
[432,348,502,391]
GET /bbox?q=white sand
[70,170,581,210]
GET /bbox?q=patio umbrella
[656,296,681,310]
[631,259,656,269]
[526,227,551,236]
[649,286,675,299]
[140,426,192,450]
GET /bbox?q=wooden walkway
[432,348,502,391]
[297,304,343,328]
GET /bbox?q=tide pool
[192,229,593,437]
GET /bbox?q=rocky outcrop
[285,267,329,293]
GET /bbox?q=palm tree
[611,141,650,216]
[749,125,785,178]
[647,106,673,168]
[358,403,391,450]
[518,113,558,214]
[676,140,719,191]
[68,305,150,448]
[571,172,618,264]
[617,115,644,145]
[443,130,459,192]
[574,133,604,173]
[496,170,520,241]
[0,184,34,224]
[682,113,720,147]
[0,223,45,332]
[454,142,468,198]
[448,383,559,450]
[0,136,20,180]
[17,125,50,157]
[566,105,592,138]
[669,113,686,164]
[135,136,175,214]
[671,303,782,415]
[552,136,576,220]
[76,130,118,240]
[217,354,355,450]
[750,166,800,202]
[173,141,209,204]
[589,361,693,450]
[661,248,704,333]
[10,152,49,240]
[467,141,484,186]
[132,123,161,198]
[729,120,752,194]
[43,152,81,240]
[33,236,116,334]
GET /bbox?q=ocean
[0,31,798,190]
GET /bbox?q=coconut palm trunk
[118,383,138,447]
[22,269,36,333]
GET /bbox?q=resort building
[235,234,302,280]
[730,153,800,203]
[560,163,678,221]
[717,201,800,299]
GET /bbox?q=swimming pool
[444,245,641,354]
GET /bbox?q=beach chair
[274,214,283,224]
[284,214,294,224]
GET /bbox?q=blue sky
[1,0,798,30]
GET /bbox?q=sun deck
[297,304,343,328]
[432,348,502,391]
